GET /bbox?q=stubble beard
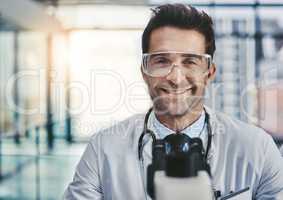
[150,87,204,118]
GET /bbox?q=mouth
[160,87,193,95]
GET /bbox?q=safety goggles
[142,51,212,77]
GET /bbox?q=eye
[183,58,198,65]
[151,56,171,65]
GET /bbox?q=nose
[165,64,186,85]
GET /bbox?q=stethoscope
[138,107,213,162]
[137,107,213,199]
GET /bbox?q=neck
[155,104,204,132]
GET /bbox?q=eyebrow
[181,53,202,58]
[149,52,203,59]
[150,53,171,57]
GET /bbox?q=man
[64,4,283,199]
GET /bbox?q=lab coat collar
[203,105,222,136]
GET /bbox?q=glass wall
[0,2,283,199]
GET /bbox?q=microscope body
[155,170,214,200]
[147,134,214,200]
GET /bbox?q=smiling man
[141,26,215,131]
[64,4,283,200]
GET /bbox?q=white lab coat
[64,107,283,199]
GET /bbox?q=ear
[206,62,216,84]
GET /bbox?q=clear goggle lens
[142,52,211,77]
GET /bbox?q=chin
[168,99,203,116]
[151,91,203,116]
[168,104,191,117]
[154,102,190,117]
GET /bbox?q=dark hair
[142,4,216,58]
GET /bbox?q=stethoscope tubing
[138,107,212,161]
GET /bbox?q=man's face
[142,26,215,117]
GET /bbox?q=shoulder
[209,109,281,175]
[209,108,274,161]
[212,109,270,144]
[88,113,145,151]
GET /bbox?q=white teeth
[169,90,184,94]
[163,88,192,94]
[170,90,186,94]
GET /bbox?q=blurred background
[0,0,283,199]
